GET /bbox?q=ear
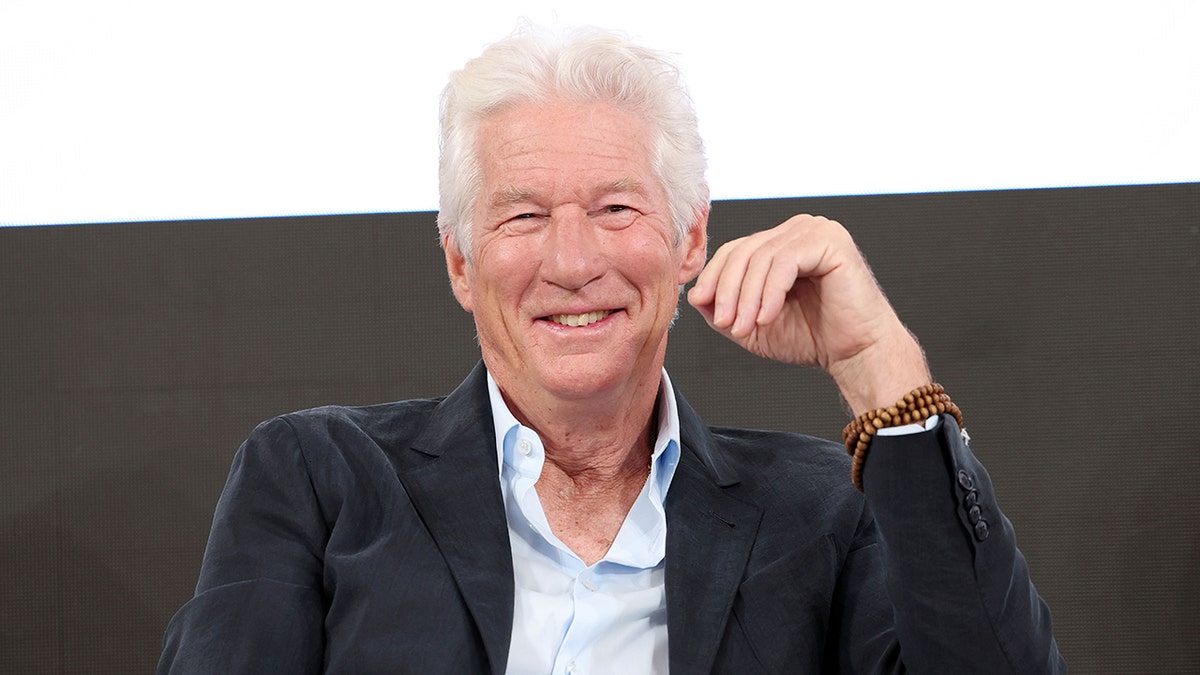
[443,234,474,313]
[676,206,709,284]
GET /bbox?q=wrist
[830,327,931,415]
[843,383,963,490]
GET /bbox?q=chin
[533,358,637,401]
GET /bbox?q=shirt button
[517,439,532,456]
[565,663,577,674]
[581,577,598,592]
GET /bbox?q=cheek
[477,229,545,272]
[621,237,687,288]
[471,252,537,317]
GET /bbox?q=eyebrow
[490,185,537,209]
[601,178,648,198]
[488,178,649,209]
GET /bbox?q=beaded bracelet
[842,383,964,491]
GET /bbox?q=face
[444,99,707,406]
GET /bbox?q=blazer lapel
[665,390,763,673]
[388,368,763,673]
[392,363,514,675]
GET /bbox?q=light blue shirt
[488,371,681,675]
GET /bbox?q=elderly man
[160,28,1063,674]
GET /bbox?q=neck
[518,380,660,566]
[501,370,661,483]
[523,379,662,473]
[490,363,665,565]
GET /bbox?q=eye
[594,204,637,230]
[502,211,547,234]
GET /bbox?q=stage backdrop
[2,183,1197,673]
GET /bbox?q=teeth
[549,310,612,327]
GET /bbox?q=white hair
[437,26,709,258]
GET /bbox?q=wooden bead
[843,383,964,491]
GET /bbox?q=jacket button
[974,519,990,541]
[963,490,979,509]
[968,505,982,524]
[957,469,974,490]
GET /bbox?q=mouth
[544,309,615,327]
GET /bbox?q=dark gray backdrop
[2,183,1197,672]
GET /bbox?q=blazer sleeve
[861,415,1065,674]
[158,416,329,675]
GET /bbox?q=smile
[547,310,614,327]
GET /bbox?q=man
[160,27,1063,673]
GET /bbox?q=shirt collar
[487,370,680,476]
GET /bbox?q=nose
[542,209,606,290]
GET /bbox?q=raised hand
[686,214,930,413]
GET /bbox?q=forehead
[475,99,658,198]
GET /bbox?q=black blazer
[159,363,1063,673]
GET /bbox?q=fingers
[688,214,842,336]
[687,213,916,380]
[757,252,805,326]
[685,240,726,325]
[687,231,759,336]
[714,233,769,336]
